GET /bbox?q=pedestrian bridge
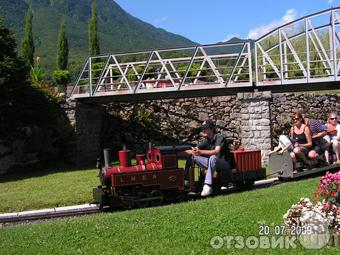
[69,7,340,102]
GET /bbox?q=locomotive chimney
[119,149,132,167]
[103,148,111,167]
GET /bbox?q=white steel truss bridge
[69,7,340,102]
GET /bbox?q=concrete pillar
[237,91,272,163]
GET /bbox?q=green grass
[1,177,339,254]
[0,168,99,213]
[0,160,186,213]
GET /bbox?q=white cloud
[328,0,334,4]
[247,9,297,40]
[222,33,240,42]
[154,16,168,23]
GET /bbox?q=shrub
[53,69,70,87]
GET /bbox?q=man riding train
[184,119,234,197]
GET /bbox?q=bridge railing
[254,7,340,86]
[69,7,340,99]
[69,42,252,98]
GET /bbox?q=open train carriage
[268,151,340,179]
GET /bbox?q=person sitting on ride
[268,132,293,156]
[325,112,340,164]
[298,109,329,160]
[184,119,232,197]
[289,112,312,166]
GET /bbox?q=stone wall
[64,90,340,166]
[271,92,340,136]
[103,96,241,147]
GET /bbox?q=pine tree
[21,9,35,66]
[89,1,100,56]
[57,18,69,70]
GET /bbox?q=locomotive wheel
[121,194,135,209]
[135,192,149,208]
[150,190,164,206]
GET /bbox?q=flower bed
[283,171,340,247]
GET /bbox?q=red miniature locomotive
[93,145,266,209]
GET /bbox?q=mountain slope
[0,0,196,78]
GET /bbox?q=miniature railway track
[0,178,280,225]
[0,204,100,225]
[3,163,340,225]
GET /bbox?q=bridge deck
[69,7,340,102]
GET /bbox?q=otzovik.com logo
[210,229,330,250]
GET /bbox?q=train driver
[184,119,232,197]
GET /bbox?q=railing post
[279,29,283,85]
[331,10,337,80]
[254,43,259,85]
[89,57,92,96]
[247,42,253,86]
[305,19,310,83]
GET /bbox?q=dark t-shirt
[197,133,229,159]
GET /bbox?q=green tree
[89,1,100,56]
[57,18,69,70]
[21,9,34,66]
[0,17,28,91]
[0,17,28,135]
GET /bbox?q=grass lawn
[0,176,339,254]
[0,160,187,213]
[0,168,99,213]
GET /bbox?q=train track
[0,204,100,226]
[0,177,279,226]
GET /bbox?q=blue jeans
[184,155,230,185]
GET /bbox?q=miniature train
[93,145,265,209]
[93,145,340,209]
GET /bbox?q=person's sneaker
[221,183,235,191]
[201,184,213,197]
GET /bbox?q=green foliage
[53,69,70,87]
[0,17,28,90]
[88,1,100,56]
[0,19,74,172]
[178,63,206,81]
[57,18,69,70]
[30,65,44,87]
[135,107,154,126]
[21,9,34,66]
[91,61,105,78]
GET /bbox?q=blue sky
[115,0,340,44]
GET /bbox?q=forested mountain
[0,0,196,78]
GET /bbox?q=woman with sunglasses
[289,112,313,168]
[326,112,340,164]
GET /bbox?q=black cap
[202,119,215,130]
